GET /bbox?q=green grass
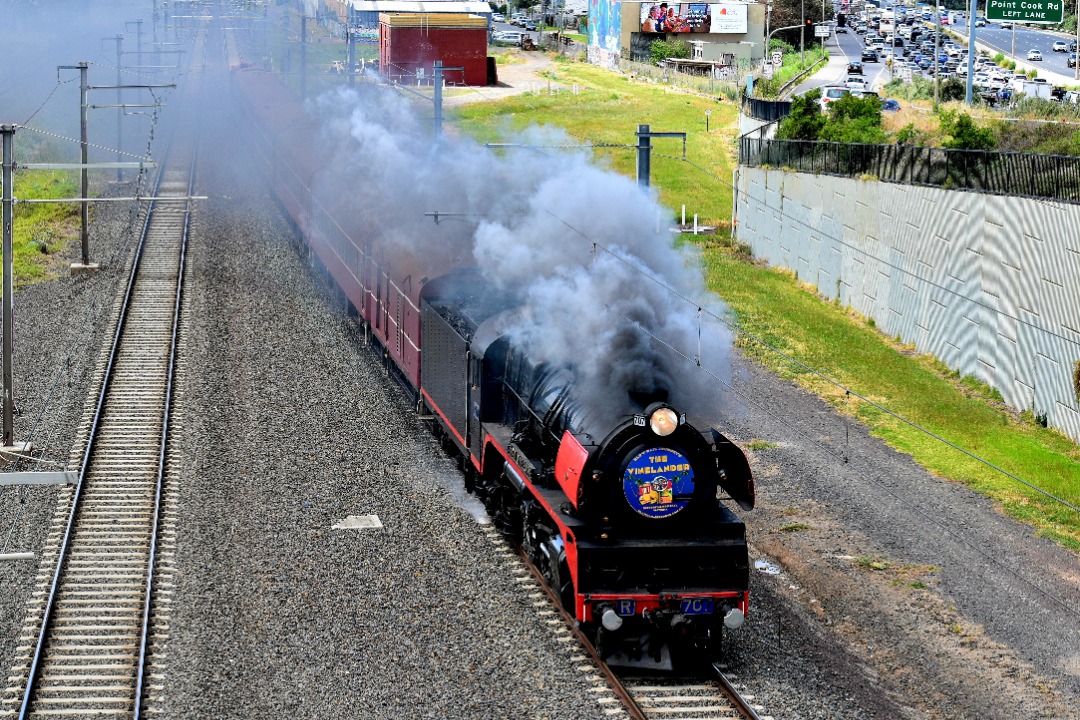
[699,245,1080,550]
[450,60,1080,553]
[450,56,739,228]
[6,170,80,285]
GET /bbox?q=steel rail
[712,664,764,720]
[508,537,763,719]
[132,135,197,720]
[508,539,649,720]
[15,136,184,720]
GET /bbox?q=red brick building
[378,13,490,86]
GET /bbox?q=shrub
[939,109,996,150]
[649,38,691,65]
[895,122,926,145]
[939,77,966,102]
[777,89,826,140]
[819,93,887,144]
[1074,360,1080,404]
[884,76,935,101]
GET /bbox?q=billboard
[638,3,748,34]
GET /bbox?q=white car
[1053,40,1069,52]
[1027,49,1043,61]
[493,30,524,45]
[845,76,868,90]
[819,85,850,110]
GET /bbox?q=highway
[975,21,1079,80]
[791,2,1080,96]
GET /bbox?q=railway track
[0,30,203,720]
[487,525,770,720]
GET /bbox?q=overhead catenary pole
[300,12,308,99]
[347,27,356,88]
[635,125,687,188]
[934,0,941,107]
[115,34,123,182]
[2,125,15,449]
[434,61,445,136]
[78,62,90,266]
[432,61,463,137]
[637,124,651,187]
[964,0,977,104]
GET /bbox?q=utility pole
[765,2,771,55]
[433,61,464,137]
[635,124,686,188]
[2,125,17,452]
[114,34,123,182]
[434,61,445,136]
[801,0,805,64]
[73,62,92,268]
[965,0,977,104]
[347,27,356,88]
[300,12,308,99]
[934,0,941,107]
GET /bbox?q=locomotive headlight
[649,407,679,436]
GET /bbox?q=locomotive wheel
[541,539,574,610]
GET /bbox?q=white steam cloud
[311,84,733,423]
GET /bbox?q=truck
[1021,80,1053,100]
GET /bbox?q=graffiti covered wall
[588,0,622,68]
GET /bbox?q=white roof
[349,0,493,12]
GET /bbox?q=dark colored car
[847,61,864,75]
[1070,53,1078,69]
[861,48,879,62]
[881,98,902,112]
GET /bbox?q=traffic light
[807,18,813,26]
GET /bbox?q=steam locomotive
[229,62,754,668]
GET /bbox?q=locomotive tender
[231,65,755,667]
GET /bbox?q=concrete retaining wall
[734,167,1080,442]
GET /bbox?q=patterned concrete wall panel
[978,200,1012,398]
[1014,308,1042,412]
[736,167,1080,441]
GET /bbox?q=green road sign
[986,0,1064,24]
